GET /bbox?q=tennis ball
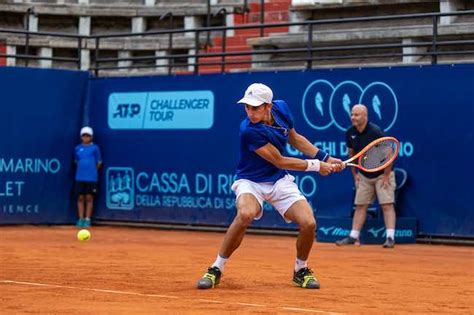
[77,229,91,241]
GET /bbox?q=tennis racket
[343,136,400,172]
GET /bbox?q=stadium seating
[0,41,5,65]
[0,0,244,72]
[198,0,291,73]
[249,0,474,69]
[0,0,472,74]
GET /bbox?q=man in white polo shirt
[196,83,344,290]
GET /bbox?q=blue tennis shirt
[74,143,102,182]
[235,100,294,183]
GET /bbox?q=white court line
[234,302,266,307]
[1,280,178,299]
[147,294,179,299]
[1,280,343,314]
[196,299,224,304]
[283,306,343,314]
[91,288,146,296]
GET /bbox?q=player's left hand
[327,157,345,172]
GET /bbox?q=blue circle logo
[302,80,398,132]
[301,80,334,130]
[329,81,364,132]
[359,82,398,132]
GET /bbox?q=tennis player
[197,83,344,290]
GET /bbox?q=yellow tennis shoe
[197,266,222,289]
[293,267,320,289]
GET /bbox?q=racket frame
[344,136,400,172]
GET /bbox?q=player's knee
[299,217,316,233]
[236,209,256,226]
[85,195,94,202]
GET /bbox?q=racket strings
[360,140,397,170]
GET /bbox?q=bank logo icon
[106,167,134,210]
[302,80,398,132]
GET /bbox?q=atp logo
[302,80,398,132]
[113,103,141,118]
[106,167,135,210]
[108,92,147,129]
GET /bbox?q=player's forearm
[289,132,318,157]
[294,139,317,157]
[273,156,311,171]
[292,134,332,162]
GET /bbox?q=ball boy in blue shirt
[74,126,102,228]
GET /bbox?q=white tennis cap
[237,83,273,107]
[80,126,93,136]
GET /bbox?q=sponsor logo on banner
[104,167,318,211]
[0,157,62,216]
[318,226,350,237]
[108,90,214,130]
[301,80,398,132]
[367,227,385,237]
[106,167,135,210]
[317,220,416,244]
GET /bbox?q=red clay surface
[1,226,473,314]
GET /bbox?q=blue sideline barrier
[1,64,473,239]
[0,67,89,224]
[87,64,473,238]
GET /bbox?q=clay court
[1,226,473,314]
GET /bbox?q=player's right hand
[319,162,333,176]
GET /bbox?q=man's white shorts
[231,174,306,223]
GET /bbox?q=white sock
[211,254,228,272]
[294,257,308,272]
[386,229,395,239]
[349,230,360,239]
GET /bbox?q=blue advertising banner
[316,217,417,244]
[0,67,89,224]
[86,64,473,237]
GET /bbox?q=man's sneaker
[196,266,222,289]
[293,267,320,289]
[83,218,91,228]
[383,237,395,248]
[336,236,360,246]
[76,219,84,228]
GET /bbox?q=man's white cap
[237,83,273,107]
[80,126,93,136]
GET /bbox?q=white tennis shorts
[231,174,306,223]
